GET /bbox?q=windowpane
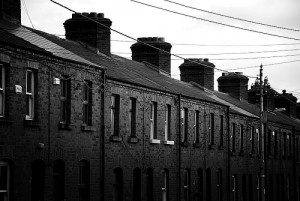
[209,113,214,145]
[231,123,236,152]
[111,95,120,136]
[150,102,157,140]
[61,76,71,123]
[26,70,35,120]
[220,115,224,146]
[83,81,92,125]
[26,70,33,94]
[240,124,244,153]
[130,98,137,137]
[194,110,199,143]
[165,105,171,141]
[0,66,4,116]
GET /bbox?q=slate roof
[1,19,300,129]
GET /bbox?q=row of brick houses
[0,1,300,201]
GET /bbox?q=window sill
[81,125,96,132]
[110,135,122,142]
[218,145,224,150]
[181,141,189,147]
[24,119,40,128]
[208,144,216,150]
[163,140,174,145]
[0,118,13,125]
[58,122,72,130]
[150,139,161,144]
[128,137,139,143]
[193,142,201,148]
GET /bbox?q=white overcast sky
[21,0,300,100]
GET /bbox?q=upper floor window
[83,81,92,126]
[250,126,255,155]
[240,124,244,154]
[219,115,224,147]
[209,113,215,145]
[164,105,171,141]
[111,94,120,136]
[150,102,159,143]
[0,65,5,117]
[129,98,137,138]
[194,110,200,143]
[60,76,71,124]
[274,131,278,157]
[181,108,188,143]
[26,70,35,120]
[231,123,236,153]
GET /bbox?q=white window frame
[26,70,34,120]
[0,65,5,117]
[163,104,174,145]
[0,161,10,201]
[150,102,160,144]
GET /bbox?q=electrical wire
[164,0,300,32]
[131,0,300,41]
[48,0,256,79]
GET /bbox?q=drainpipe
[227,106,230,201]
[101,69,106,201]
[47,65,51,165]
[178,94,181,201]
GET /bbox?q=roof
[1,19,300,129]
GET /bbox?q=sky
[21,0,300,100]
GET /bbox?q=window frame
[219,115,224,147]
[181,108,188,143]
[0,65,5,117]
[209,113,215,145]
[60,76,71,125]
[194,110,200,144]
[150,101,159,143]
[231,123,236,153]
[82,80,92,126]
[0,161,10,201]
[26,69,35,120]
[162,169,169,201]
[240,124,244,154]
[129,97,137,138]
[111,94,120,136]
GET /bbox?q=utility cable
[164,0,300,32]
[21,0,35,29]
[49,0,255,79]
[131,0,300,41]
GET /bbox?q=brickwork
[0,48,103,201]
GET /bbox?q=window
[183,169,190,201]
[150,102,159,143]
[232,175,237,201]
[219,115,224,147]
[283,133,287,158]
[53,160,65,201]
[267,129,272,156]
[288,134,292,158]
[146,168,153,201]
[162,169,169,201]
[83,81,92,126]
[240,124,244,154]
[206,169,211,201]
[111,94,120,136]
[133,168,141,201]
[26,70,35,120]
[217,169,222,201]
[113,168,123,201]
[250,126,255,155]
[197,169,203,201]
[274,131,278,158]
[209,113,215,145]
[231,123,236,153]
[164,105,171,141]
[257,176,261,201]
[242,174,247,201]
[60,76,71,124]
[0,161,11,201]
[32,160,45,201]
[181,108,188,143]
[0,65,5,117]
[257,128,260,156]
[129,98,137,138]
[79,160,90,201]
[194,110,200,143]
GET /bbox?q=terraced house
[0,0,299,201]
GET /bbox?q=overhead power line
[226,59,300,70]
[131,0,300,41]
[49,0,256,79]
[164,0,300,32]
[21,0,35,29]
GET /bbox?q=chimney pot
[204,58,209,62]
[97,13,104,18]
[89,12,98,17]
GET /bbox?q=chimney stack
[217,72,249,100]
[0,0,21,24]
[131,37,172,75]
[179,58,215,91]
[64,12,112,56]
